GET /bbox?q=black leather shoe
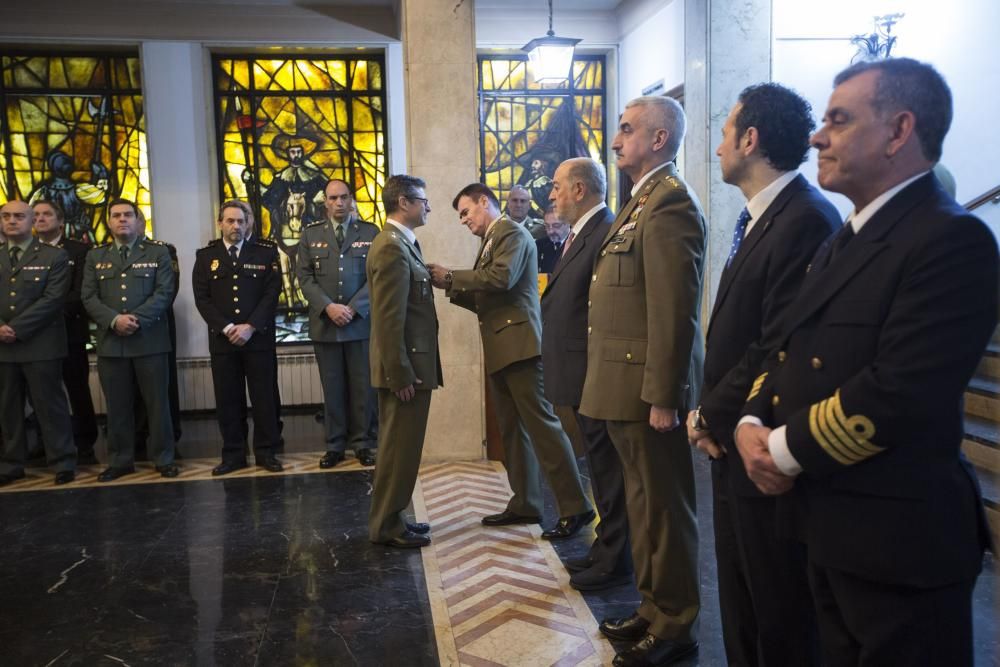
[612,634,698,667]
[356,448,376,466]
[54,471,76,485]
[319,451,345,468]
[212,461,247,476]
[257,456,283,473]
[156,464,180,478]
[406,522,431,535]
[570,566,633,592]
[98,466,135,482]
[599,613,650,642]
[541,509,596,540]
[563,556,593,574]
[482,510,542,526]
[0,471,26,486]
[375,530,430,549]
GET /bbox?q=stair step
[978,352,1000,380]
[964,414,999,447]
[964,439,1000,476]
[964,386,998,421]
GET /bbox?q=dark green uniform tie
[9,246,20,267]
[335,223,345,246]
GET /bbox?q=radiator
[88,352,323,413]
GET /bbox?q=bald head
[506,185,533,221]
[1,200,33,242]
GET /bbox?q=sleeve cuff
[223,323,234,334]
[767,426,803,476]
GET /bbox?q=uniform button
[121,284,126,289]
[235,308,240,314]
[587,326,592,334]
[601,250,607,256]
[777,351,787,362]
[772,395,780,406]
[338,281,343,286]
[411,347,416,352]
[9,278,14,283]
[506,319,511,324]
[233,297,239,302]
[811,357,823,370]
[121,273,126,277]
[625,352,632,360]
[8,291,14,297]
[591,274,597,282]
[121,296,127,302]
[339,267,343,271]
[233,285,238,291]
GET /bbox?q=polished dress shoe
[541,509,596,540]
[599,613,650,642]
[563,556,593,574]
[612,634,697,667]
[376,530,431,549]
[0,471,26,486]
[481,510,542,526]
[319,451,345,468]
[406,522,430,535]
[356,448,377,466]
[54,471,76,485]
[98,466,135,482]
[156,464,180,478]
[257,456,284,473]
[570,566,633,592]
[212,461,247,476]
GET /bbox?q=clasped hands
[226,323,255,346]
[0,323,16,343]
[324,302,355,327]
[686,412,795,496]
[112,314,140,336]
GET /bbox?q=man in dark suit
[580,96,704,667]
[541,157,632,591]
[0,200,76,486]
[428,184,594,538]
[192,200,284,475]
[33,199,99,464]
[736,58,998,666]
[367,175,442,549]
[535,207,570,274]
[82,198,179,481]
[297,179,379,468]
[686,83,839,667]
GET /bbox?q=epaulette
[96,241,113,248]
[305,220,326,228]
[144,238,168,246]
[207,238,223,246]
[664,175,682,189]
[358,219,379,229]
[252,237,277,247]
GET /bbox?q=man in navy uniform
[297,179,379,468]
[82,198,179,481]
[0,200,77,485]
[193,200,284,475]
[33,199,100,464]
[736,58,998,666]
[687,83,839,667]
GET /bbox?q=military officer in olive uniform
[193,200,284,476]
[580,97,705,667]
[33,199,99,463]
[367,175,442,548]
[0,200,77,486]
[297,179,379,468]
[429,183,593,538]
[82,198,178,482]
[506,184,546,240]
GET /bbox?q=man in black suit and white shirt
[535,207,570,274]
[735,58,997,666]
[541,158,631,590]
[687,83,839,667]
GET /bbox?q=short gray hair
[625,95,686,160]
[565,158,607,199]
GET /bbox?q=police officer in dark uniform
[0,200,77,485]
[32,199,99,464]
[296,179,379,468]
[82,198,179,481]
[193,200,284,475]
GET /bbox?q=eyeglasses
[406,196,430,208]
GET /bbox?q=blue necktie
[726,208,752,268]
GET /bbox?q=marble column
[400,0,485,461]
[685,0,772,313]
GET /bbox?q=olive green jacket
[0,238,70,362]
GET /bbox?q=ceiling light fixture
[521,0,581,84]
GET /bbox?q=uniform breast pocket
[410,276,431,302]
[97,271,116,295]
[19,272,47,297]
[606,236,636,286]
[310,249,330,275]
[133,270,156,295]
[353,252,368,274]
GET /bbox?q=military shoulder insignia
[145,238,167,246]
[665,176,682,189]
[305,220,326,228]
[207,238,222,246]
[253,238,277,247]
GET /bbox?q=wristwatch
[444,270,454,286]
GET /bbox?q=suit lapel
[782,174,936,335]
[545,207,610,295]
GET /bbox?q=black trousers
[809,561,976,667]
[62,337,97,450]
[713,459,819,667]
[211,348,280,463]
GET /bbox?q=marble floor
[0,413,997,666]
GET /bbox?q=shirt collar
[745,171,798,223]
[847,171,930,233]
[571,203,607,237]
[385,218,416,245]
[114,237,140,252]
[630,161,672,197]
[223,239,244,254]
[9,237,33,254]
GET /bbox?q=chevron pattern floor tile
[417,461,615,667]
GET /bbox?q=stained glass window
[478,55,606,217]
[213,54,388,344]
[0,52,152,243]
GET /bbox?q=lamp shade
[522,35,581,84]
